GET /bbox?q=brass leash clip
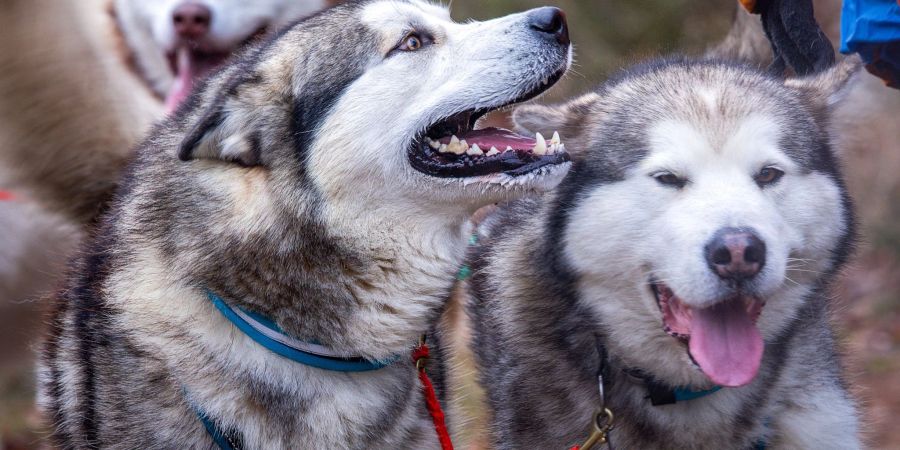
[577,374,614,450]
[415,335,428,370]
[578,407,614,450]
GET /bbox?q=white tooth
[505,146,513,152]
[533,132,547,155]
[558,143,566,153]
[459,139,468,148]
[467,144,484,156]
[439,144,450,153]
[486,146,500,156]
[446,135,465,154]
[429,139,440,149]
[547,143,557,154]
[551,131,561,145]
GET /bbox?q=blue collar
[192,291,402,449]
[631,371,768,449]
[628,370,768,448]
[620,366,722,406]
[205,290,397,372]
[671,385,722,402]
[193,400,242,450]
[645,377,721,406]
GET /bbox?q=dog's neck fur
[93,152,466,446]
[115,149,472,363]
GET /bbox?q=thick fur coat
[468,57,862,449]
[39,1,572,448]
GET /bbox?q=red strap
[0,190,13,201]
[412,342,454,450]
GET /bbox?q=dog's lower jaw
[578,283,726,389]
[459,161,573,192]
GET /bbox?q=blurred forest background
[2,0,900,448]
[453,0,734,100]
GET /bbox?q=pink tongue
[438,127,536,150]
[688,299,763,387]
[164,48,229,113]
[165,48,196,113]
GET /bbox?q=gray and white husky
[38,1,572,448]
[468,56,862,449]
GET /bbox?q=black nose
[527,7,569,46]
[705,227,767,282]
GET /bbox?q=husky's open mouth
[164,26,268,111]
[409,70,570,178]
[652,281,765,387]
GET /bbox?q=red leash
[0,190,13,201]
[412,340,454,450]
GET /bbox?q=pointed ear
[178,76,263,167]
[784,56,862,111]
[511,92,601,137]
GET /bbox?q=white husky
[114,0,326,111]
[468,56,863,449]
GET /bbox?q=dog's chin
[407,68,571,189]
[651,280,766,387]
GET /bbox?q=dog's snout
[527,7,569,46]
[173,3,212,39]
[705,227,766,281]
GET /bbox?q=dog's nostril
[705,227,767,281]
[173,3,212,39]
[711,246,732,265]
[527,7,570,46]
[744,239,765,264]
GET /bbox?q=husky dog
[0,0,328,224]
[0,0,327,308]
[38,0,572,447]
[113,0,326,112]
[468,56,862,449]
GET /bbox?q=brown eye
[755,167,784,186]
[396,32,429,52]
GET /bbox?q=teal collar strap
[188,291,399,450]
[668,384,722,404]
[205,290,397,372]
[623,367,722,406]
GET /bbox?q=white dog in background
[0,0,325,304]
[114,0,326,111]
